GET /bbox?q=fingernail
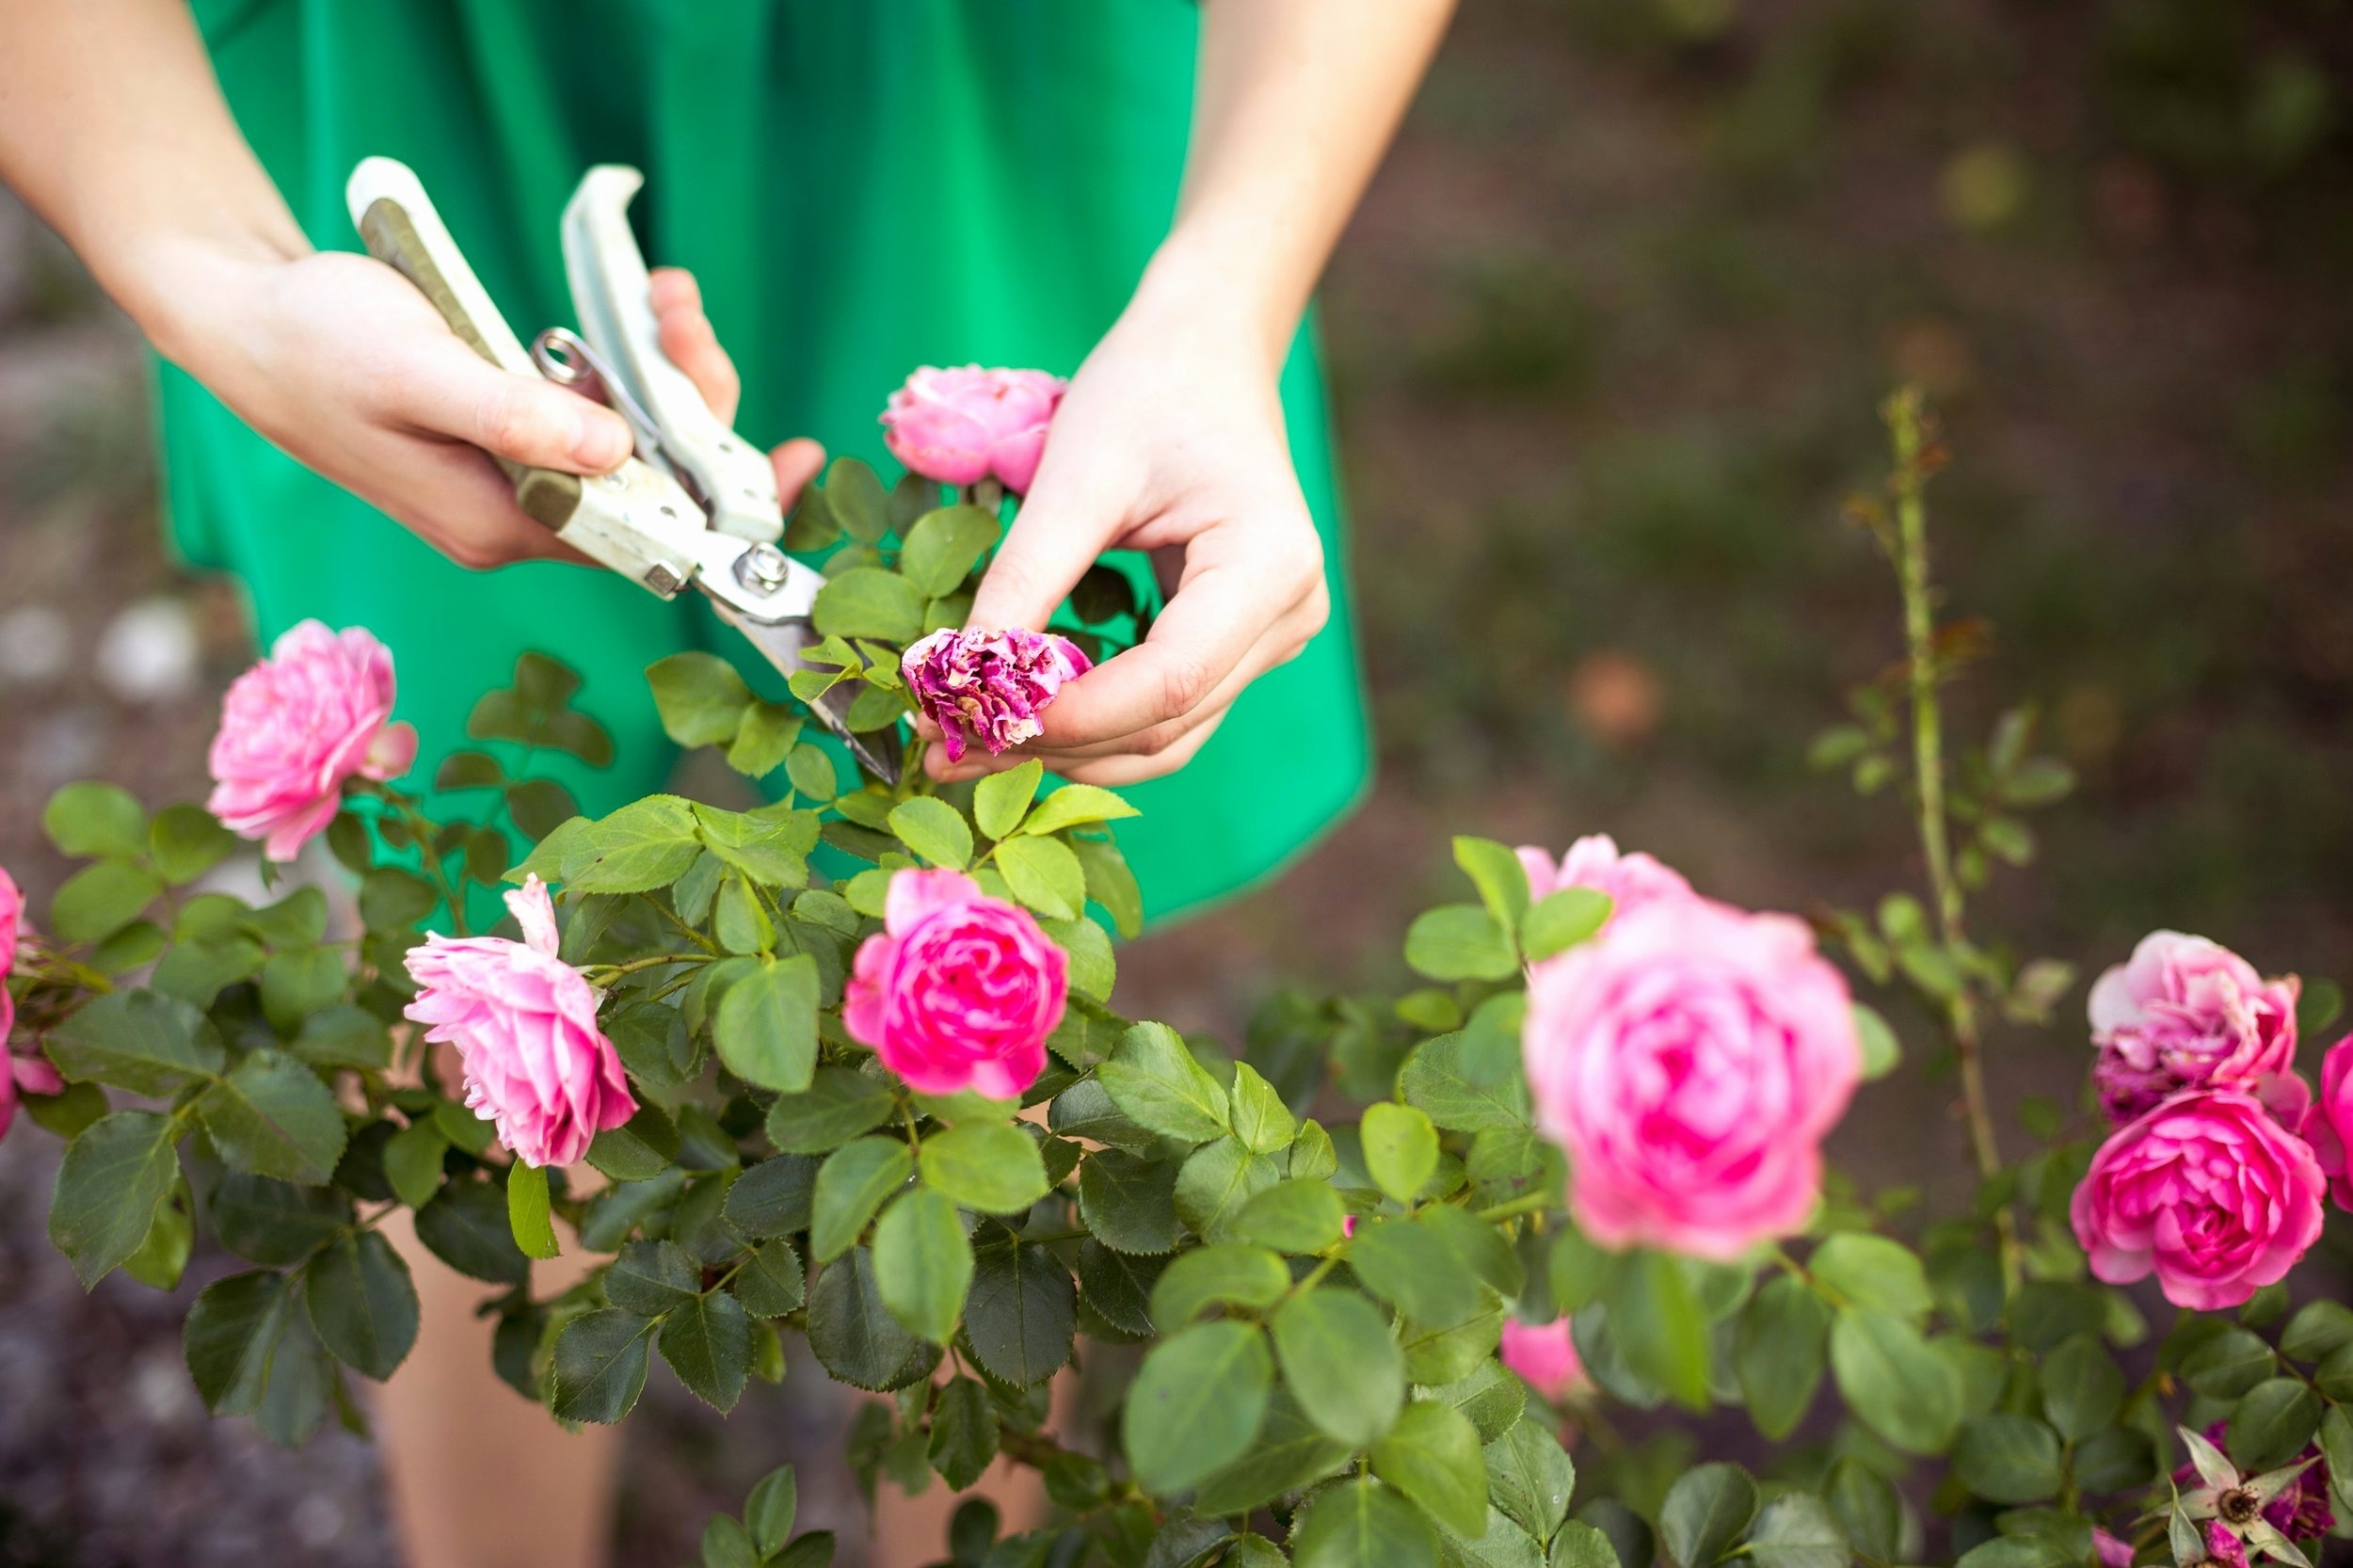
[573,408,627,469]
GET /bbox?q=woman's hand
[928,281,1330,787]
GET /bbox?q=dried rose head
[902,627,1092,763]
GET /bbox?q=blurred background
[4,0,2351,1561]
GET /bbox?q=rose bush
[6,388,2353,1568]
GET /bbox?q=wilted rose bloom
[844,869,1066,1099]
[2089,930,2297,1125]
[2301,1036,2353,1208]
[2071,1090,2324,1310]
[1523,897,1862,1260]
[1499,1318,1585,1400]
[404,875,635,1169]
[2091,1528,2135,1568]
[2204,1521,2249,1568]
[880,365,1065,495]
[902,626,1092,762]
[207,620,418,861]
[1515,834,1693,924]
[2172,1423,2333,1541]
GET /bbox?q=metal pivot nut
[735,543,792,593]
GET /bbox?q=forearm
[0,0,309,362]
[1139,0,1456,368]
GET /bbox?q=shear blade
[722,614,904,786]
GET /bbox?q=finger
[376,436,600,570]
[1029,528,1321,747]
[1009,611,1302,763]
[770,438,826,509]
[383,333,634,474]
[1054,709,1228,787]
[650,266,742,425]
[965,445,1128,635]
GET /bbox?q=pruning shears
[344,156,904,785]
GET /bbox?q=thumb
[392,333,634,474]
[967,451,1124,633]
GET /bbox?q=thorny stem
[1886,389,2019,1292]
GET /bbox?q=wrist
[1123,228,1302,378]
[103,220,310,374]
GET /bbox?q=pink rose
[880,365,1065,495]
[901,627,1092,763]
[2089,930,2297,1125]
[1515,834,1694,923]
[2204,1522,2249,1568]
[0,864,20,1043]
[1523,897,1861,1261]
[2071,1090,2324,1310]
[1499,1318,1585,1400]
[2302,1035,2353,1208]
[207,620,419,861]
[843,869,1066,1099]
[0,868,54,1144]
[403,875,635,1169]
[2091,1528,2135,1568]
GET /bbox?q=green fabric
[165,0,1369,922]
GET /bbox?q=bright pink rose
[1515,834,1694,923]
[0,864,20,1043]
[1523,897,1860,1260]
[207,620,418,861]
[1499,1318,1585,1400]
[844,869,1066,1099]
[2071,1090,2324,1310]
[901,627,1092,762]
[2089,930,2298,1125]
[2301,1035,2353,1208]
[403,875,635,1169]
[880,365,1065,495]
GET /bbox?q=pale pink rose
[843,869,1065,1099]
[1514,834,1694,923]
[1499,1318,1585,1400]
[2071,1090,2324,1311]
[2299,1035,2353,1208]
[2088,930,2298,1125]
[206,621,418,861]
[2091,1528,2135,1568]
[880,365,1065,495]
[1523,897,1861,1261]
[902,627,1092,762]
[403,875,635,1169]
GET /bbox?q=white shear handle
[563,166,783,544]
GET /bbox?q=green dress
[164,0,1369,923]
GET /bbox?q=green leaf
[607,1240,702,1315]
[1351,1217,1482,1327]
[766,1065,896,1155]
[1042,914,1115,1001]
[49,1110,180,1288]
[197,1050,347,1183]
[1099,1022,1230,1143]
[1231,1179,1345,1256]
[813,568,924,642]
[150,804,236,885]
[1404,904,1517,983]
[260,945,347,1034]
[2282,1300,2353,1364]
[2229,1377,2324,1473]
[1743,1494,1849,1568]
[1273,1287,1406,1448]
[1362,1102,1440,1205]
[995,833,1086,920]
[899,504,1003,598]
[786,744,838,802]
[1452,837,1531,933]
[974,760,1045,840]
[1851,1003,1901,1080]
[1954,1414,2063,1504]
[963,1237,1076,1386]
[1077,1149,1182,1256]
[888,797,974,870]
[184,1268,297,1416]
[1808,1234,1931,1319]
[505,1161,560,1260]
[586,1102,681,1184]
[1228,1062,1298,1155]
[726,1155,820,1239]
[1074,837,1144,939]
[648,651,755,746]
[1432,1361,1529,1446]
[1174,1135,1281,1243]
[929,1375,1002,1491]
[209,1174,352,1266]
[44,780,146,857]
[714,953,820,1093]
[1399,1032,1531,1133]
[1736,1274,1832,1439]
[302,1232,419,1380]
[1519,888,1612,962]
[811,1136,915,1263]
[808,1249,925,1391]
[2318,1404,2353,1519]
[46,989,226,1094]
[1149,1243,1291,1328]
[1830,1307,1959,1455]
[745,1466,799,1557]
[2182,1326,2277,1399]
[2039,1334,2123,1441]
[872,1188,972,1342]
[1123,1320,1274,1494]
[292,1004,393,1070]
[920,1121,1050,1214]
[695,803,816,888]
[825,456,892,542]
[733,1239,808,1320]
[413,1177,531,1286]
[662,1289,752,1413]
[727,701,804,777]
[1295,1477,1439,1568]
[1609,1250,1711,1411]
[559,795,705,893]
[1660,1464,1759,1568]
[382,1120,449,1210]
[551,1308,657,1423]
[1018,785,1141,838]
[1370,1401,1491,1540]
